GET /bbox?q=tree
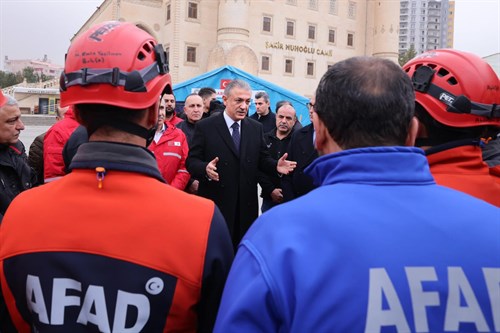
[23,67,39,83]
[0,67,55,88]
[0,71,22,88]
[398,45,417,67]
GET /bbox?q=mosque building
[75,0,401,97]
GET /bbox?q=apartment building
[399,0,454,56]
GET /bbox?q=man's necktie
[231,122,240,152]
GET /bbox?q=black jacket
[250,111,276,133]
[177,120,196,146]
[282,124,318,201]
[28,132,46,185]
[258,128,293,199]
[0,141,36,219]
[187,112,277,246]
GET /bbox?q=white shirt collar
[223,111,241,132]
[153,123,166,143]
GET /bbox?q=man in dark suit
[187,79,296,247]
[282,97,319,201]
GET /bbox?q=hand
[270,188,283,203]
[206,157,220,181]
[277,153,297,175]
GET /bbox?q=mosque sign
[265,41,333,57]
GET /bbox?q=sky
[0,0,499,71]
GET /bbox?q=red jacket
[149,123,190,190]
[489,165,500,184]
[427,144,500,207]
[167,114,184,126]
[43,107,79,182]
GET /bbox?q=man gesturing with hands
[187,79,296,248]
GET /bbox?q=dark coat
[176,120,196,146]
[0,141,36,219]
[63,125,88,173]
[186,112,277,244]
[258,128,293,199]
[250,111,276,133]
[28,132,46,185]
[282,123,318,201]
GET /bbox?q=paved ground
[18,115,55,154]
[19,125,51,154]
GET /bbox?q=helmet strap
[412,66,500,119]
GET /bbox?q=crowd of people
[0,20,498,332]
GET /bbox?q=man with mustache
[161,93,184,126]
[258,102,297,212]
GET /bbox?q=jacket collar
[70,141,165,182]
[306,146,434,187]
[426,143,491,176]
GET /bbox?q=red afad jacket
[427,144,500,207]
[43,107,79,182]
[0,166,232,332]
[149,123,190,190]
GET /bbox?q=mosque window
[285,58,294,75]
[286,0,297,5]
[306,61,315,77]
[261,55,271,72]
[286,20,295,37]
[308,25,316,40]
[263,16,272,33]
[348,1,357,19]
[187,2,198,19]
[347,32,354,47]
[309,0,318,10]
[186,46,197,63]
[328,28,336,44]
[329,0,337,14]
[166,3,171,23]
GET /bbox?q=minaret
[368,0,400,63]
[207,0,258,74]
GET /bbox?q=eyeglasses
[307,102,315,109]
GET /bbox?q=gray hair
[224,79,251,97]
[3,95,18,106]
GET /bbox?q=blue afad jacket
[214,147,500,333]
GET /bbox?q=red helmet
[0,90,7,107]
[60,21,171,109]
[403,49,499,127]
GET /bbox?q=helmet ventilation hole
[437,68,449,77]
[143,42,152,53]
[447,77,458,85]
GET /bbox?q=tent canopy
[173,65,311,125]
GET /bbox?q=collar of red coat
[426,141,491,175]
